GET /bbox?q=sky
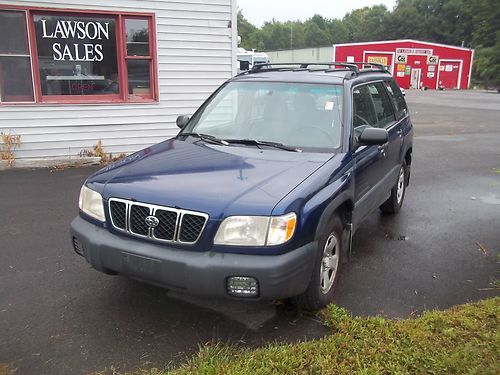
[237,0,397,26]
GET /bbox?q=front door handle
[378,142,388,151]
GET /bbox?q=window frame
[122,15,155,101]
[0,4,158,105]
[0,9,35,103]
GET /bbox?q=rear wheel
[293,216,343,311]
[380,162,408,214]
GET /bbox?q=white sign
[396,71,405,77]
[396,48,433,55]
[427,55,438,64]
[396,54,407,64]
[427,72,435,78]
[445,65,453,72]
[428,65,435,72]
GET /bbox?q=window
[185,82,343,151]
[33,14,119,97]
[0,7,157,104]
[0,10,34,102]
[353,85,377,132]
[369,83,396,128]
[384,80,408,120]
[353,83,396,133]
[125,18,153,98]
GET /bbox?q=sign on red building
[333,39,474,90]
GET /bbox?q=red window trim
[122,16,155,101]
[0,4,158,106]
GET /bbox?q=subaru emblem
[145,215,159,228]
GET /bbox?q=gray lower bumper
[70,217,316,299]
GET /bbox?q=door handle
[378,142,388,151]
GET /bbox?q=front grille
[108,198,208,244]
[179,214,207,243]
[153,209,178,241]
[109,200,126,229]
[130,205,150,236]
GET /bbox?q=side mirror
[176,115,190,129]
[358,127,388,146]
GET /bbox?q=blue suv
[71,62,413,310]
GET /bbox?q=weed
[0,363,16,375]
[79,140,127,165]
[0,131,22,167]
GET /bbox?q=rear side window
[385,80,408,120]
[368,82,396,128]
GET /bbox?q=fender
[314,189,354,241]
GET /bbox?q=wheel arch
[404,147,412,166]
[314,191,354,241]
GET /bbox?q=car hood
[88,139,332,218]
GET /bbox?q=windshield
[253,56,268,64]
[181,81,343,151]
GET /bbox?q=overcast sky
[237,0,397,26]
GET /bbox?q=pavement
[0,89,499,374]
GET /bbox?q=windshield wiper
[178,132,229,146]
[224,139,302,152]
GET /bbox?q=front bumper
[70,216,316,299]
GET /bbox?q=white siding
[0,0,237,160]
[267,47,334,64]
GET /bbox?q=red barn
[333,39,474,90]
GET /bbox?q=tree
[237,10,258,50]
[236,0,500,86]
[303,19,331,47]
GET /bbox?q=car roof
[231,66,392,86]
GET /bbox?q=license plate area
[121,252,160,278]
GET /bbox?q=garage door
[438,61,461,89]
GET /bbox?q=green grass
[91,298,499,375]
[161,298,499,375]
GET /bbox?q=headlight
[214,213,296,246]
[267,213,297,246]
[78,185,105,222]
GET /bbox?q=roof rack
[244,62,388,76]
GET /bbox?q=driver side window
[353,85,377,136]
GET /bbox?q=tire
[380,161,408,214]
[293,216,343,311]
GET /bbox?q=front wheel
[380,162,408,214]
[293,216,343,311]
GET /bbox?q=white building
[267,46,333,64]
[0,0,237,162]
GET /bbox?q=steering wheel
[294,126,336,146]
[354,114,371,126]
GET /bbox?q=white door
[410,69,421,89]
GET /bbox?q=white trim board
[332,39,473,53]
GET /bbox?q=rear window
[384,80,408,120]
